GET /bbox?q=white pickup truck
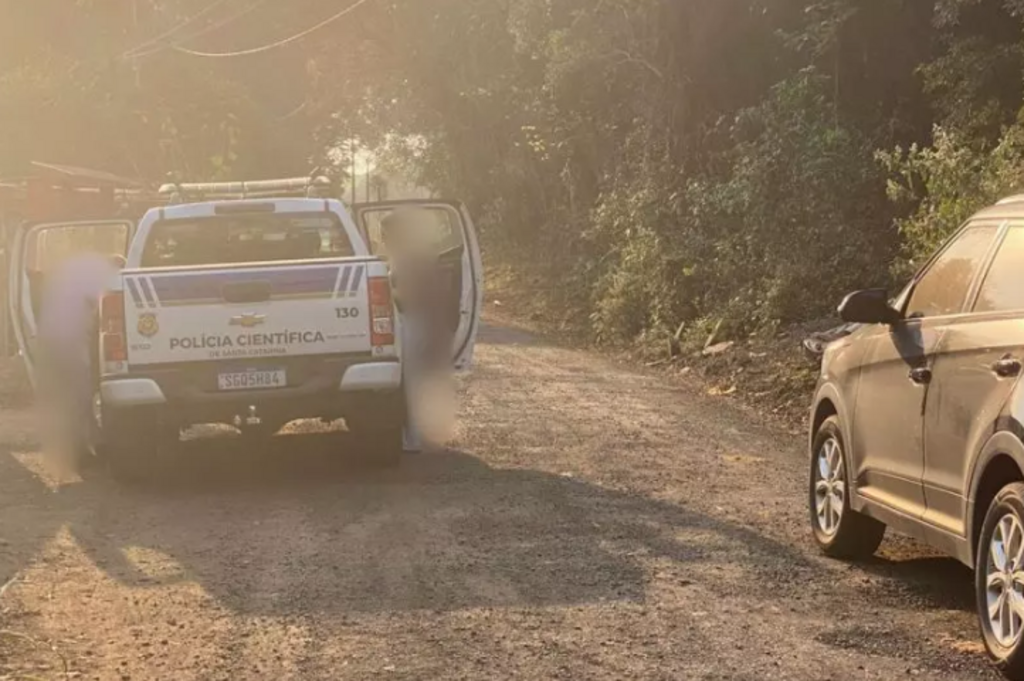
[7,178,483,477]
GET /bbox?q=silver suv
[809,196,1024,679]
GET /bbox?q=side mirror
[838,289,900,325]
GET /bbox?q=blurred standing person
[380,209,454,452]
[37,251,125,474]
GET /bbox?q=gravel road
[0,322,1002,680]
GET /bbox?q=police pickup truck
[7,177,482,477]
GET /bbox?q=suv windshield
[140,213,353,268]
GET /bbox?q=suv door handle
[994,357,1023,378]
[909,367,932,385]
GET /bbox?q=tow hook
[234,405,262,429]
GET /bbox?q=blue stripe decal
[349,265,365,297]
[138,278,157,307]
[149,266,341,304]
[335,266,352,299]
[125,278,144,308]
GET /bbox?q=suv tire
[977,482,1024,680]
[809,416,886,559]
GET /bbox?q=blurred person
[380,209,455,452]
[37,251,125,473]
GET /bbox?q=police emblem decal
[137,312,159,338]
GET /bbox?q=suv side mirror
[838,289,900,325]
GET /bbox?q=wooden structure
[0,162,156,223]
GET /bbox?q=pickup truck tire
[348,393,404,468]
[100,408,179,484]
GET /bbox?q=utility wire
[129,0,270,60]
[174,0,376,58]
[122,0,234,60]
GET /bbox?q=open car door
[353,200,483,371]
[8,220,134,388]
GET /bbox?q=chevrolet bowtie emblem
[230,314,266,328]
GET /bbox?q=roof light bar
[158,174,334,204]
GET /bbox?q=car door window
[905,225,999,319]
[359,206,465,258]
[974,225,1024,313]
[25,222,130,324]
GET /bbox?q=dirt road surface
[0,323,1002,680]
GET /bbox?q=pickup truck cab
[8,177,483,477]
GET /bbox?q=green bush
[880,123,1024,274]
[586,73,895,346]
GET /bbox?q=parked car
[808,196,1024,679]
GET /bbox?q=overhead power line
[174,0,376,58]
[130,0,270,60]
[122,0,234,60]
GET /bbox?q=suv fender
[810,383,865,510]
[809,383,852,444]
[967,424,1024,563]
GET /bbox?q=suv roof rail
[159,172,334,204]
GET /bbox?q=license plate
[217,369,287,391]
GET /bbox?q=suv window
[974,225,1024,313]
[140,213,353,268]
[905,225,998,319]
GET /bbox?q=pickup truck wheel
[348,395,404,468]
[368,422,404,468]
[58,409,100,477]
[100,409,179,484]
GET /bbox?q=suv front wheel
[809,416,886,559]
[977,482,1024,680]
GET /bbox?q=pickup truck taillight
[100,291,127,364]
[368,276,395,347]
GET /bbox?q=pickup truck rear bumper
[100,359,401,426]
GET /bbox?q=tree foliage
[6,0,1024,343]
[0,0,326,179]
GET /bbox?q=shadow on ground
[0,429,982,637]
[859,553,976,613]
[0,420,998,678]
[3,430,810,618]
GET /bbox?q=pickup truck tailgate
[122,260,382,366]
